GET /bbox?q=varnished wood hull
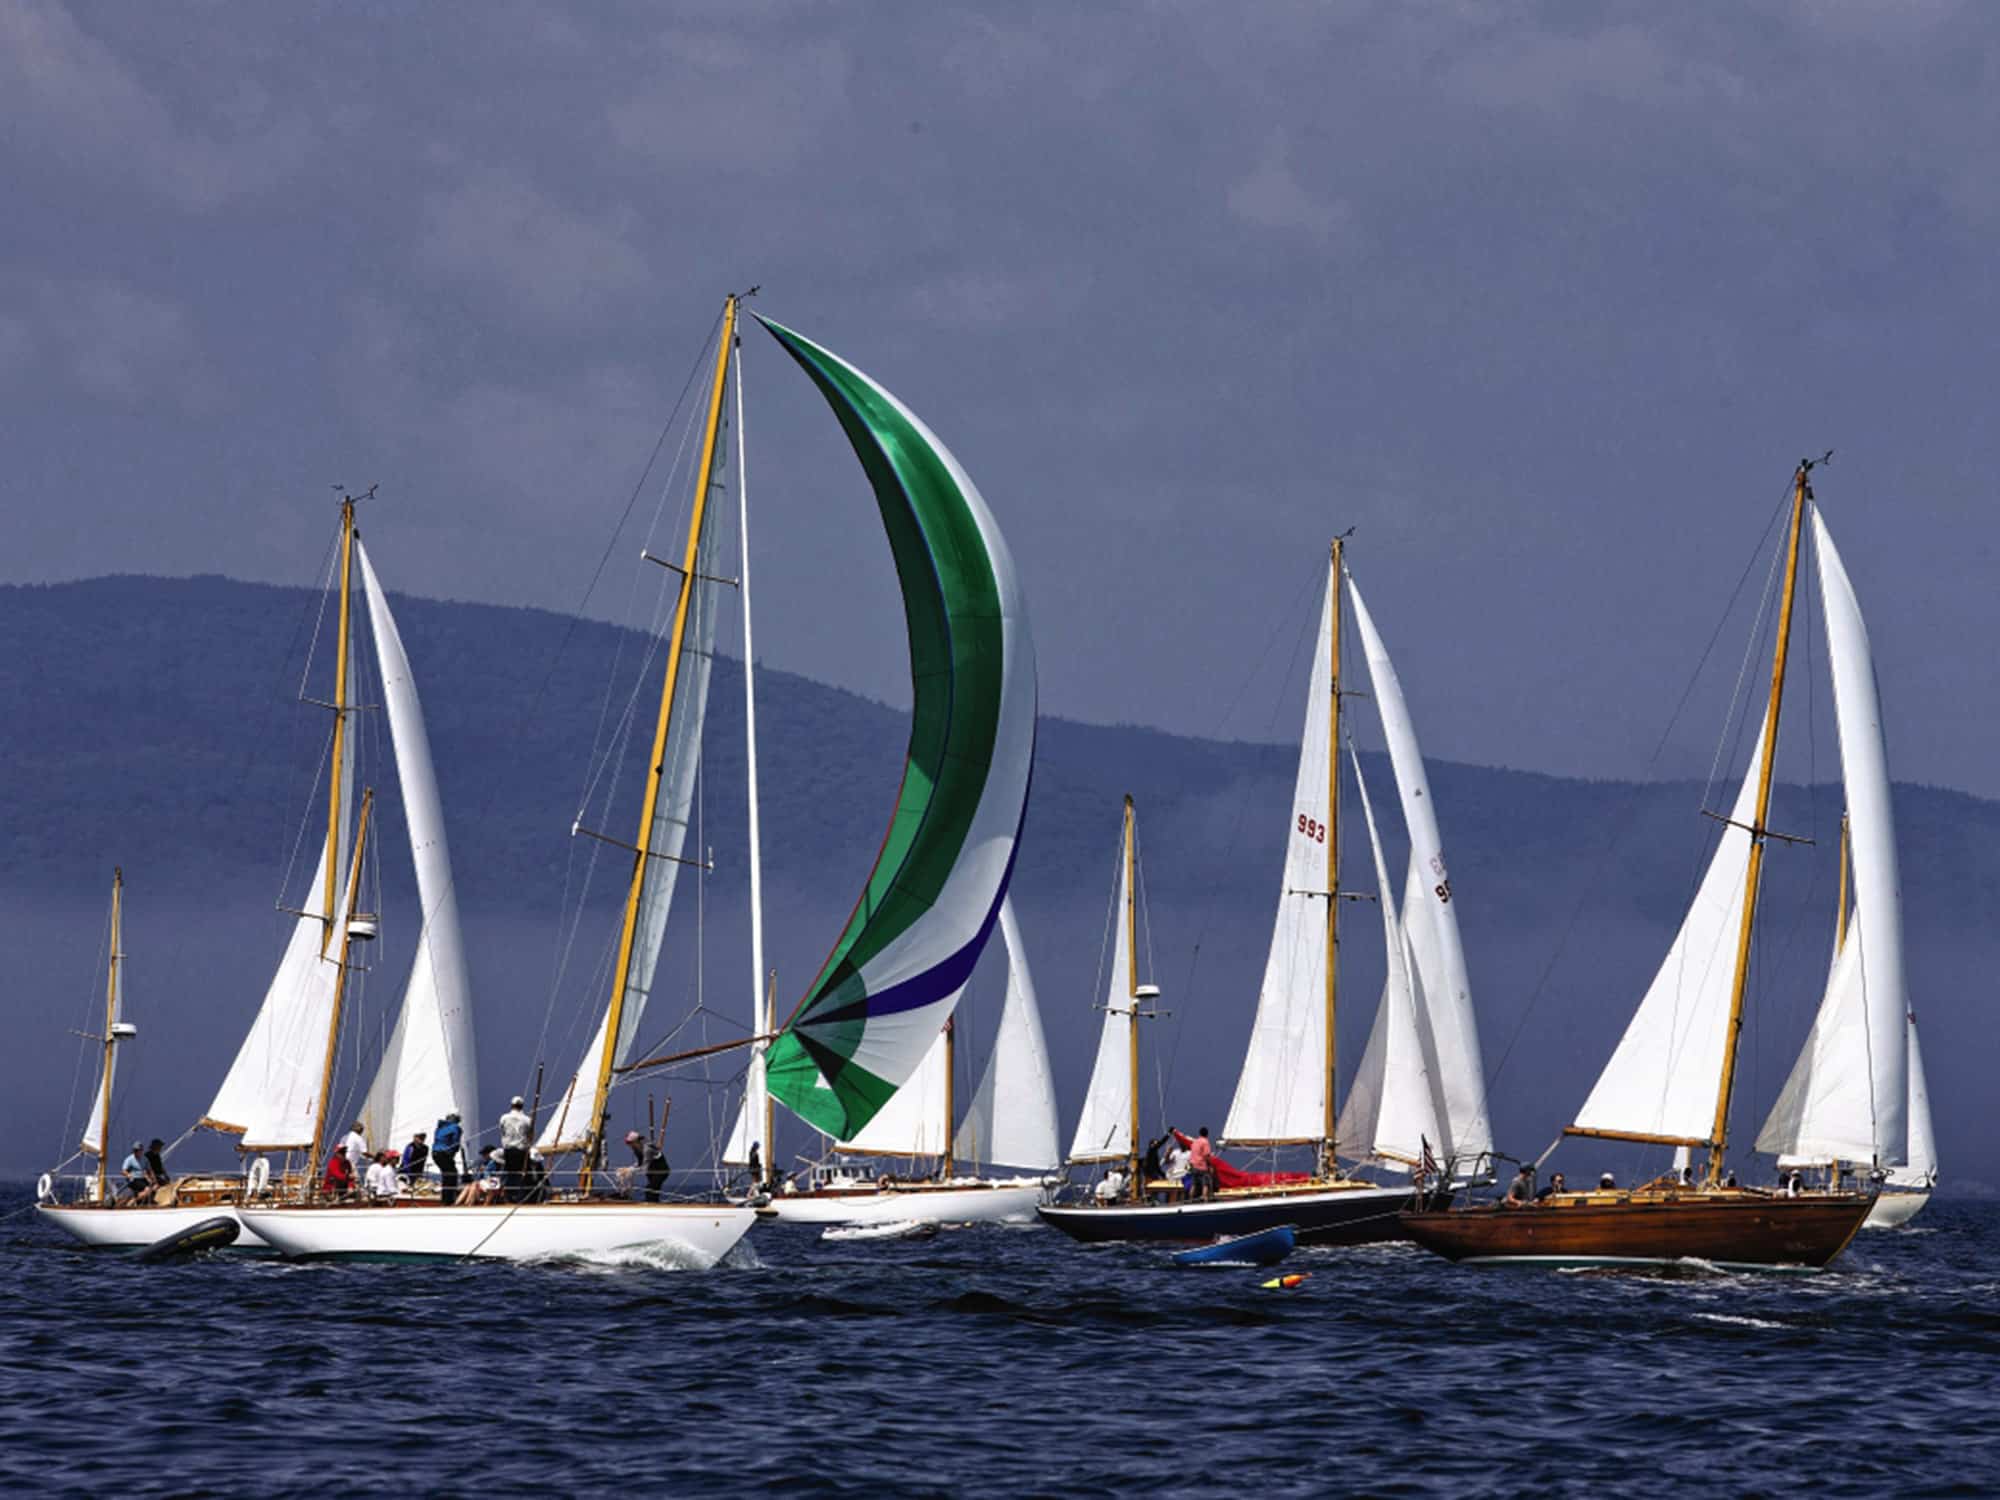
[1400,1192,1874,1271]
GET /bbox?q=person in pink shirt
[1187,1127,1216,1201]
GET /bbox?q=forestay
[1069,830,1137,1164]
[1571,713,1771,1143]
[539,425,728,1152]
[354,543,478,1155]
[1223,570,1332,1145]
[756,317,1037,1141]
[1335,740,1443,1168]
[954,899,1061,1172]
[1348,579,1492,1162]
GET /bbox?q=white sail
[954,899,1061,1171]
[842,1022,952,1158]
[1759,920,1878,1164]
[205,839,354,1149]
[1223,571,1332,1145]
[80,911,123,1162]
[1069,827,1136,1163]
[540,485,726,1152]
[353,543,478,1160]
[1571,713,1770,1144]
[1809,511,1907,1159]
[1335,741,1443,1169]
[1348,578,1492,1162]
[1888,1014,1936,1188]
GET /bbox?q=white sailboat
[757,898,1059,1225]
[1754,511,1929,1227]
[1042,542,1490,1246]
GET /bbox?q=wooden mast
[95,868,123,1204]
[321,494,356,955]
[1707,460,1813,1186]
[308,787,373,1184]
[1323,539,1344,1174]
[1835,812,1851,951]
[1123,794,1141,1200]
[941,1017,956,1179]
[579,294,738,1192]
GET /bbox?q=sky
[4,2,1997,795]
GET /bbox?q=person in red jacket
[323,1147,356,1200]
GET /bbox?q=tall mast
[321,494,357,954]
[942,1017,956,1179]
[1323,539,1344,1167]
[1835,812,1850,951]
[735,327,771,1175]
[1707,459,1813,1184]
[761,968,776,1181]
[309,787,373,1181]
[1123,794,1141,1199]
[580,294,739,1189]
[95,867,123,1204]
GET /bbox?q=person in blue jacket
[431,1112,464,1203]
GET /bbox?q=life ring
[36,1173,54,1203]
[246,1157,271,1195]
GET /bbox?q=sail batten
[756,317,1037,1141]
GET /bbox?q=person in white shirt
[1162,1141,1191,1200]
[365,1151,399,1202]
[1095,1167,1128,1204]
[343,1122,369,1177]
[497,1096,533,1199]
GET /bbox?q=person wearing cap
[399,1132,430,1184]
[456,1145,502,1205]
[622,1130,670,1202]
[144,1138,171,1199]
[498,1096,533,1200]
[365,1150,399,1202]
[432,1111,465,1203]
[323,1144,356,1200]
[121,1140,153,1205]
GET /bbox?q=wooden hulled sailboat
[754,897,1060,1225]
[40,494,472,1252]
[246,297,1037,1262]
[1040,545,1490,1246]
[1402,460,1882,1271]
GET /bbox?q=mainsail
[80,877,124,1165]
[1069,813,1137,1164]
[354,543,477,1155]
[1889,1015,1936,1188]
[1223,573,1332,1145]
[840,1023,953,1159]
[1334,741,1443,1167]
[954,900,1061,1172]
[538,439,728,1153]
[1755,510,1908,1165]
[1571,713,1771,1144]
[756,317,1037,1141]
[1348,579,1492,1162]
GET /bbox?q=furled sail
[1335,741,1443,1168]
[1888,1014,1936,1188]
[539,431,728,1151]
[1069,825,1136,1163]
[954,899,1061,1172]
[756,317,1038,1141]
[840,1023,952,1159]
[353,543,477,1157]
[1348,578,1492,1163]
[80,895,123,1162]
[1571,712,1770,1144]
[1223,571,1332,1145]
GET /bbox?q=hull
[761,1178,1046,1227]
[1171,1225,1297,1267]
[1400,1192,1875,1271]
[1039,1182,1430,1247]
[38,1203,268,1252]
[1864,1188,1931,1228]
[239,1202,755,1266]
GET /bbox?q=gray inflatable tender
[136,1215,241,1263]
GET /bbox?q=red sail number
[1296,813,1326,844]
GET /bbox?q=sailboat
[245,294,1036,1262]
[40,496,474,1252]
[1041,547,1486,1246]
[755,898,1060,1225]
[1402,459,1882,1270]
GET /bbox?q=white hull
[240,1202,755,1266]
[1863,1189,1932,1228]
[38,1203,267,1251]
[762,1178,1046,1226]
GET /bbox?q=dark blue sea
[3,1187,1994,1497]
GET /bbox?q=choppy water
[3,1187,1994,1497]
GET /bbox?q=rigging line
[54,894,118,1171]
[1486,477,1797,1091]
